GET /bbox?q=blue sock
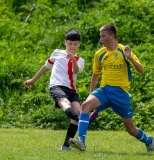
[78,113,89,143]
[136,128,152,145]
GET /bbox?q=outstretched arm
[24,65,49,88]
[124,45,144,73]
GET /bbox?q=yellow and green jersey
[93,44,142,93]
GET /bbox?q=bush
[0,0,154,130]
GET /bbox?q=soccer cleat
[60,145,72,151]
[68,138,86,151]
[89,110,98,127]
[146,136,154,151]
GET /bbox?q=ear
[112,34,116,39]
[110,34,114,40]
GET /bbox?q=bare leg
[122,117,153,149]
[122,118,138,136]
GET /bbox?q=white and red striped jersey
[45,49,84,90]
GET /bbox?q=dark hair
[65,29,81,41]
[100,24,117,39]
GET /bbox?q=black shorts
[50,85,80,108]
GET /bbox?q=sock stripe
[79,120,89,123]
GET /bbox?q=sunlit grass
[0,129,154,160]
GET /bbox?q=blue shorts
[91,85,133,118]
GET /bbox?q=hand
[124,45,131,59]
[24,79,35,88]
[66,53,76,61]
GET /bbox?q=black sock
[63,123,78,147]
[64,107,79,122]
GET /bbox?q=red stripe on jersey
[48,58,54,64]
[68,56,79,90]
[75,56,79,61]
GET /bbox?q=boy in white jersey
[24,29,84,150]
[68,24,154,152]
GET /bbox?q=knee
[81,101,91,113]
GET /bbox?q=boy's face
[100,30,114,47]
[64,40,80,54]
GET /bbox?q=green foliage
[0,0,154,131]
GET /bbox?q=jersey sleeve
[45,50,57,69]
[93,53,102,74]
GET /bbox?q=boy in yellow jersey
[68,24,154,152]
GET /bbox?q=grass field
[0,129,154,160]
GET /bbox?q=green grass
[0,129,154,160]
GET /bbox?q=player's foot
[146,136,154,151]
[89,110,98,127]
[68,138,86,151]
[60,145,72,151]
